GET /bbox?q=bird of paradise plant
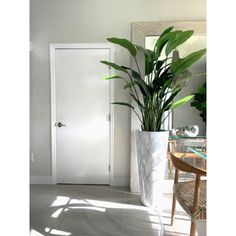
[100,26,206,131]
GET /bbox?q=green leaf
[112,102,135,109]
[101,61,150,96]
[170,49,206,75]
[145,49,155,75]
[130,93,144,110]
[170,95,194,109]
[135,45,155,75]
[190,101,198,107]
[163,89,181,111]
[201,102,206,109]
[153,32,171,60]
[121,66,140,78]
[100,61,128,74]
[123,81,135,89]
[133,79,150,96]
[155,59,166,71]
[107,37,137,57]
[152,64,173,92]
[121,65,150,96]
[154,31,181,60]
[159,26,174,38]
[165,30,193,56]
[100,74,123,80]
[198,85,206,94]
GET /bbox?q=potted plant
[100,26,206,207]
[191,82,207,122]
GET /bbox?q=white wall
[30,0,206,184]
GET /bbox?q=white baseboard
[30,175,52,184]
[110,177,129,186]
[30,175,129,186]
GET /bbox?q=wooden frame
[132,21,206,43]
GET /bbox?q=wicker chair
[170,152,206,236]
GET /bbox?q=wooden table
[167,137,207,175]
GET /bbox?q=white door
[51,44,112,184]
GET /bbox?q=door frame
[50,43,115,185]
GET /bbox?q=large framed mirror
[130,21,206,193]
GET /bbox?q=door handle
[56,122,66,127]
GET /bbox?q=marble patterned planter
[136,130,169,208]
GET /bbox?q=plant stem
[160,110,171,126]
[132,108,143,124]
[127,72,140,102]
[134,57,142,77]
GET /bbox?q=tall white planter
[136,130,169,208]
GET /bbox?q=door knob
[57,122,66,127]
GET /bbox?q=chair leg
[170,193,176,226]
[168,158,172,176]
[202,159,206,170]
[190,221,196,236]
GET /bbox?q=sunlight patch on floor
[69,199,87,204]
[51,208,64,218]
[50,196,70,207]
[48,229,71,235]
[30,229,45,236]
[45,227,71,235]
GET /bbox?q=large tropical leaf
[152,64,173,92]
[145,49,155,75]
[121,66,141,78]
[151,58,170,84]
[100,61,128,73]
[100,62,150,95]
[170,49,206,75]
[159,26,174,38]
[100,74,123,80]
[123,81,135,89]
[121,66,150,96]
[154,31,181,60]
[133,79,150,96]
[153,32,171,60]
[112,102,135,109]
[136,45,155,75]
[165,30,193,56]
[163,89,181,111]
[107,37,137,57]
[155,59,166,72]
[130,93,144,111]
[170,95,194,110]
